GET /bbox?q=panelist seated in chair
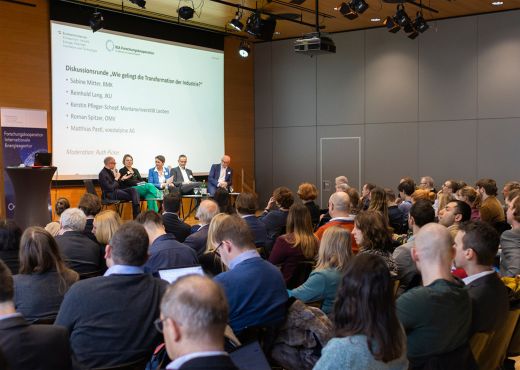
[171,154,201,195]
[119,154,162,212]
[98,156,141,219]
[208,155,233,196]
[148,155,175,191]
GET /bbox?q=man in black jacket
[0,260,72,370]
[162,192,191,242]
[98,156,140,218]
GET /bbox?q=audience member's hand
[266,197,275,210]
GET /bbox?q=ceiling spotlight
[238,40,250,58]
[395,4,411,27]
[245,12,277,41]
[408,31,419,40]
[403,22,415,33]
[178,6,195,20]
[89,11,104,33]
[414,11,429,33]
[229,10,244,31]
[384,16,400,33]
[352,0,368,14]
[339,2,358,20]
[129,0,146,9]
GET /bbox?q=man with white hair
[396,223,472,367]
[184,199,220,256]
[55,208,104,276]
[208,155,233,195]
[158,275,238,370]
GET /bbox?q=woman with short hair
[147,154,174,190]
[314,254,408,370]
[13,227,79,323]
[297,182,320,227]
[120,154,163,211]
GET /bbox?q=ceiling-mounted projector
[294,33,336,55]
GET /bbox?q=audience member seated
[396,223,472,368]
[454,221,509,335]
[162,191,191,242]
[500,195,520,277]
[346,187,361,216]
[393,200,435,294]
[411,189,436,204]
[398,179,415,222]
[213,215,287,334]
[214,187,235,215]
[476,178,505,225]
[456,186,481,221]
[55,222,168,369]
[159,275,239,370]
[502,181,520,207]
[314,254,408,370]
[99,156,141,219]
[45,197,70,236]
[13,227,78,323]
[360,183,375,211]
[0,260,72,370]
[418,176,436,193]
[77,192,101,242]
[184,199,220,256]
[148,154,174,191]
[368,186,389,222]
[235,192,267,248]
[199,213,227,276]
[269,203,319,283]
[297,182,320,227]
[315,192,358,253]
[353,211,397,275]
[260,186,294,255]
[335,175,349,189]
[208,155,233,195]
[55,208,105,276]
[385,188,406,234]
[288,226,351,314]
[120,154,162,211]
[0,219,22,274]
[136,211,198,275]
[438,200,471,239]
[93,209,122,246]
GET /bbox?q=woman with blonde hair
[287,226,352,314]
[269,203,319,283]
[368,187,389,221]
[93,210,122,245]
[199,212,228,276]
[14,227,79,323]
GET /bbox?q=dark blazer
[208,164,233,195]
[144,234,199,276]
[304,201,320,228]
[259,209,289,255]
[55,231,105,275]
[162,212,192,243]
[178,354,239,370]
[184,224,210,256]
[243,215,268,248]
[98,167,120,197]
[465,272,509,335]
[148,167,172,189]
[0,315,72,370]
[172,166,195,186]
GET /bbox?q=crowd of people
[0,172,519,370]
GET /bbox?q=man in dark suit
[235,192,267,248]
[208,155,233,195]
[162,192,191,242]
[55,207,105,277]
[454,221,509,335]
[136,211,198,275]
[159,274,238,370]
[171,154,201,194]
[55,222,168,369]
[98,156,140,218]
[0,260,72,370]
[184,200,219,256]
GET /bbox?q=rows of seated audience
[1,175,520,370]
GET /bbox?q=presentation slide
[51,21,224,179]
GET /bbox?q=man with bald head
[208,155,233,195]
[315,192,358,253]
[99,156,140,218]
[159,275,238,370]
[396,223,472,368]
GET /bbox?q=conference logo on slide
[106,40,115,52]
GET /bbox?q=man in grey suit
[0,260,72,370]
[171,154,200,194]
